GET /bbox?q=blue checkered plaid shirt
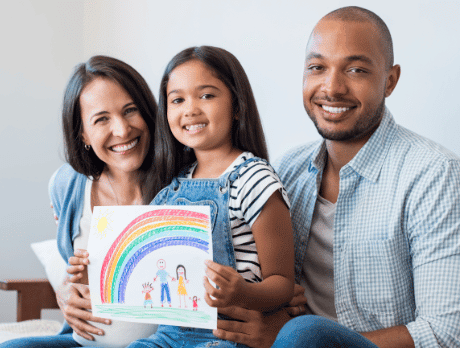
[274,108,460,347]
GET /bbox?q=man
[212,6,460,348]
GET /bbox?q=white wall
[0,0,84,322]
[1,0,459,323]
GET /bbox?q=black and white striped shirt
[186,152,290,283]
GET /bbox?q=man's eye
[349,68,367,74]
[307,65,323,72]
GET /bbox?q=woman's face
[177,266,185,277]
[80,77,150,176]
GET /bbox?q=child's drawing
[153,259,175,307]
[87,205,216,329]
[190,296,201,311]
[176,264,189,308]
[142,283,154,308]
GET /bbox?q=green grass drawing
[95,305,212,324]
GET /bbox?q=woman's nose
[111,116,131,137]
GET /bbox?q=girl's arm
[204,190,295,312]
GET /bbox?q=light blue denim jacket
[274,108,460,347]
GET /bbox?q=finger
[217,305,257,321]
[203,276,224,300]
[68,256,88,266]
[67,264,85,274]
[205,266,229,288]
[50,203,54,209]
[69,274,83,283]
[204,260,234,281]
[213,328,251,347]
[293,284,306,297]
[288,293,308,307]
[203,284,222,307]
[72,327,95,341]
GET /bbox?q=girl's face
[166,60,234,158]
[80,78,150,176]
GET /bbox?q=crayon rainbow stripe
[100,208,210,304]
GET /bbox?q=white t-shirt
[186,152,290,282]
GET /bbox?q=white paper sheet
[87,205,216,329]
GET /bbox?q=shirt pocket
[352,237,415,327]
[174,198,218,233]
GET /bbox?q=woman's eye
[201,94,215,100]
[94,116,108,124]
[124,106,138,115]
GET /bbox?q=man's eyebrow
[346,55,374,65]
[305,52,323,61]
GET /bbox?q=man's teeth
[185,124,206,131]
[322,105,351,113]
[112,138,138,152]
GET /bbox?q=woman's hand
[56,278,111,341]
[285,284,308,317]
[213,306,291,348]
[67,249,89,285]
[203,260,248,308]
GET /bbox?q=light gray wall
[1,0,459,323]
[0,0,84,322]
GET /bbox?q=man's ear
[384,64,401,97]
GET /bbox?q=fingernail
[98,331,104,336]
[105,320,111,324]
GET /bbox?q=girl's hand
[285,284,308,317]
[67,249,89,285]
[203,260,247,308]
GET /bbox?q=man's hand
[56,279,111,341]
[213,306,291,348]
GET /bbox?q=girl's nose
[184,99,201,117]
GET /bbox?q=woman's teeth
[111,138,139,152]
[185,124,206,131]
[322,105,351,113]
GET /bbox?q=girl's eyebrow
[167,85,220,97]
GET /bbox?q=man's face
[303,19,396,142]
[157,259,166,270]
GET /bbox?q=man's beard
[306,98,385,142]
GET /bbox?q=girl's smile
[166,60,235,158]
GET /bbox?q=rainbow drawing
[100,208,210,304]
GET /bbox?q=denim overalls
[135,158,258,348]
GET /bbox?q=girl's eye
[201,93,215,100]
[171,97,184,104]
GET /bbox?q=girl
[132,46,295,348]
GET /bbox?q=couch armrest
[0,279,59,321]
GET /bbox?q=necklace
[106,173,120,205]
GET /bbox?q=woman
[1,55,163,348]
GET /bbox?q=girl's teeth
[112,138,138,152]
[322,105,351,113]
[186,124,206,131]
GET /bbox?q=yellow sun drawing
[92,209,114,239]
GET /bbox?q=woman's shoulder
[49,163,87,203]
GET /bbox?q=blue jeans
[272,315,379,348]
[161,282,171,304]
[0,333,81,348]
[126,326,243,347]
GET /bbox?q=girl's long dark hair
[176,264,187,280]
[62,55,162,203]
[155,46,269,187]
